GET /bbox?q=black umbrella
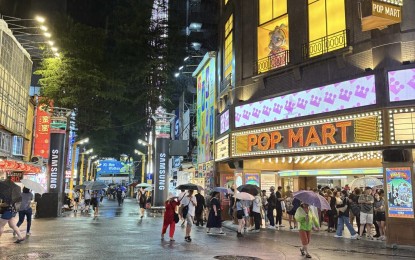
[176,183,204,191]
[237,184,260,196]
[0,179,22,204]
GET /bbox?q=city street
[1,198,414,260]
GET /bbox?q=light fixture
[48,41,54,46]
[44,32,51,38]
[51,47,58,52]
[174,72,180,78]
[40,25,48,31]
[179,66,184,71]
[35,16,45,23]
[184,56,189,62]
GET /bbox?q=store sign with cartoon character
[386,167,414,218]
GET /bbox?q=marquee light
[388,107,415,145]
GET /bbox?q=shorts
[85,199,91,206]
[139,203,146,209]
[237,210,244,220]
[74,198,79,203]
[360,212,373,225]
[186,214,194,227]
[91,198,99,208]
[376,212,386,222]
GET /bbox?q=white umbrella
[235,192,255,201]
[20,179,45,195]
[350,177,383,190]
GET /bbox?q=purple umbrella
[293,190,330,210]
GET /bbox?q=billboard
[235,75,376,128]
[33,104,51,159]
[388,68,415,102]
[96,160,130,175]
[386,167,414,218]
[196,55,216,163]
[220,110,230,134]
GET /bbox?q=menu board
[260,173,276,196]
[386,167,414,218]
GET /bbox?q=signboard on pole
[48,132,66,193]
[154,138,170,206]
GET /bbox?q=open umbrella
[144,187,153,191]
[0,180,22,203]
[293,190,330,210]
[135,183,152,189]
[235,192,255,201]
[176,183,204,191]
[213,187,233,194]
[237,184,260,196]
[74,184,86,190]
[20,179,45,195]
[350,177,383,190]
[85,181,108,191]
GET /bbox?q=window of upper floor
[12,135,24,156]
[306,0,347,58]
[257,0,289,74]
[0,131,11,153]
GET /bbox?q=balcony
[302,29,350,59]
[219,73,232,97]
[254,50,290,75]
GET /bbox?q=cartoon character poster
[196,56,216,164]
[386,167,414,218]
[245,173,260,186]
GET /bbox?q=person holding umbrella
[180,190,197,242]
[16,187,34,236]
[137,187,147,218]
[295,203,320,258]
[206,191,224,235]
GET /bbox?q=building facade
[215,0,415,245]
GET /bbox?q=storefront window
[224,14,233,83]
[257,0,289,73]
[307,0,346,57]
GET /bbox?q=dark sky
[0,0,67,20]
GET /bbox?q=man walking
[195,190,206,226]
[358,187,375,239]
[275,186,285,229]
[267,186,276,229]
[180,190,197,242]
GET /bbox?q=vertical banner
[386,167,414,218]
[154,137,170,207]
[48,132,66,193]
[33,104,51,159]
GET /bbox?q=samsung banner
[48,132,66,193]
[154,138,170,207]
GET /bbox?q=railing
[255,50,290,75]
[302,29,350,59]
[219,73,232,96]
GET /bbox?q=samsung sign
[48,133,66,193]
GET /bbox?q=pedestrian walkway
[1,198,413,260]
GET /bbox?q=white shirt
[181,195,197,217]
[253,195,262,213]
[84,191,91,200]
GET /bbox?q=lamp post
[86,155,97,181]
[138,139,152,183]
[69,137,88,198]
[134,149,146,184]
[79,148,93,185]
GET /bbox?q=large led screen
[388,68,415,102]
[235,75,376,128]
[220,110,229,134]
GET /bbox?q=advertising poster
[261,173,276,196]
[235,172,243,188]
[33,103,51,159]
[221,173,234,189]
[245,173,259,186]
[386,167,414,218]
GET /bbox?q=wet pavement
[0,198,414,260]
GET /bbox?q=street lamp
[134,149,146,184]
[138,138,153,184]
[79,148,93,185]
[86,155,97,182]
[69,137,88,197]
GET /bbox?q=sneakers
[334,234,343,238]
[185,236,192,242]
[252,229,260,233]
[268,225,276,230]
[26,232,31,236]
[379,236,386,241]
[237,232,243,237]
[350,234,359,240]
[368,235,374,240]
[218,232,226,235]
[14,238,25,244]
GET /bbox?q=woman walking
[0,202,25,243]
[91,190,101,218]
[73,189,80,213]
[295,203,320,258]
[16,187,33,236]
[137,187,147,218]
[374,190,386,240]
[161,196,179,241]
[206,192,224,234]
[235,199,246,237]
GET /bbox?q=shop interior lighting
[282,157,286,163]
[35,16,46,23]
[308,156,317,163]
[288,157,293,163]
[268,158,272,163]
[275,157,278,163]
[294,157,301,164]
[301,156,309,164]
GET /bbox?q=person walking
[195,190,206,226]
[374,190,386,241]
[73,189,80,213]
[161,196,179,241]
[275,186,285,229]
[267,186,276,229]
[180,190,197,242]
[358,187,375,239]
[84,190,91,213]
[91,190,101,218]
[206,192,225,234]
[0,202,25,243]
[137,187,147,218]
[334,190,359,239]
[16,187,33,236]
[286,194,301,230]
[295,203,320,259]
[261,190,268,226]
[116,185,124,206]
[235,199,245,237]
[251,193,262,232]
[325,190,336,233]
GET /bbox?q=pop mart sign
[232,112,383,157]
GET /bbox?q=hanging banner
[48,132,66,193]
[386,167,414,218]
[153,138,170,207]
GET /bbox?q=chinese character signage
[386,167,414,218]
[33,104,51,159]
[235,75,376,128]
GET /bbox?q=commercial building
[214,0,415,245]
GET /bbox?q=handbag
[146,203,151,209]
[174,213,180,223]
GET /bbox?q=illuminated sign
[279,168,383,177]
[220,110,230,134]
[235,75,376,128]
[362,1,402,31]
[388,108,415,144]
[388,68,415,102]
[232,112,383,157]
[386,167,414,218]
[245,173,259,186]
[33,104,51,159]
[97,160,129,175]
[215,135,229,161]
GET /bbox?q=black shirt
[268,192,276,208]
[276,191,282,209]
